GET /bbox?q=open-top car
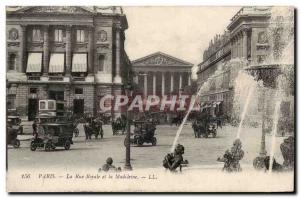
[127,121,157,146]
[30,122,74,151]
[7,115,23,135]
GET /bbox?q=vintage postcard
[6,6,295,192]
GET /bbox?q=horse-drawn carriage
[111,116,126,135]
[126,121,157,146]
[83,117,103,139]
[192,118,217,138]
[30,122,74,151]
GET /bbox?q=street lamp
[124,83,133,171]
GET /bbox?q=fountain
[245,7,294,170]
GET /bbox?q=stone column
[179,73,182,90]
[135,74,139,84]
[231,38,235,59]
[153,72,156,95]
[88,27,94,74]
[43,25,49,75]
[170,72,174,93]
[161,72,165,96]
[20,25,27,73]
[237,35,240,58]
[188,72,191,86]
[114,25,122,83]
[65,25,72,76]
[242,30,248,59]
[144,73,148,97]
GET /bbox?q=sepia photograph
[5,5,295,192]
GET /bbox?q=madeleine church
[6,6,131,120]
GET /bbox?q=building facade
[132,52,193,97]
[132,52,193,122]
[6,6,131,120]
[197,6,294,121]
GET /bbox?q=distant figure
[101,157,116,172]
[32,119,38,138]
[218,139,244,172]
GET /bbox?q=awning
[72,53,87,72]
[216,101,222,105]
[26,53,42,73]
[49,53,65,73]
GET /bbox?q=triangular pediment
[132,52,193,67]
[10,6,93,14]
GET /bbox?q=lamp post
[124,83,133,171]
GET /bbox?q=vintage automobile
[7,125,20,148]
[192,119,217,138]
[128,121,157,146]
[30,123,74,151]
[7,115,23,135]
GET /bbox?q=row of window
[7,53,106,72]
[29,87,83,95]
[31,28,85,43]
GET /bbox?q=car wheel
[152,137,157,146]
[30,142,37,151]
[13,139,20,148]
[64,140,71,150]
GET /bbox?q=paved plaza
[8,123,286,171]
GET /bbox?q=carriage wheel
[13,139,20,148]
[64,140,71,150]
[152,137,157,146]
[30,142,37,151]
[74,128,79,137]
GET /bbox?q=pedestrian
[32,119,38,138]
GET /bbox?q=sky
[123,6,241,79]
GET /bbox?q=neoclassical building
[132,52,193,97]
[6,6,131,120]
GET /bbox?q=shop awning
[72,53,87,72]
[216,101,222,105]
[49,53,65,73]
[26,53,42,73]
